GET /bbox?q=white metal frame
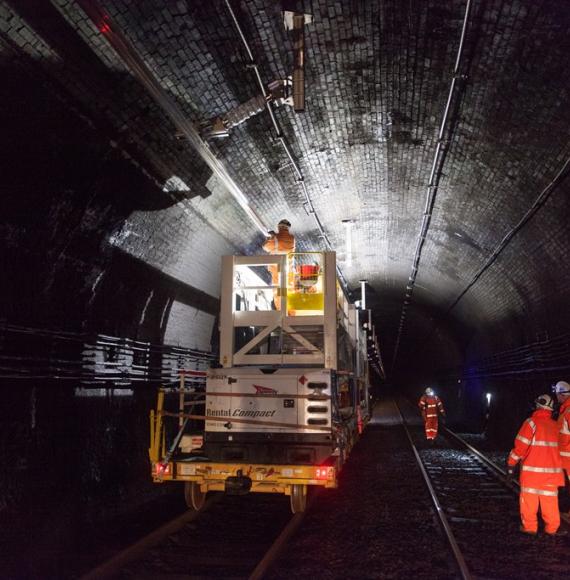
[219,252,339,368]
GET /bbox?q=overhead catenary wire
[391,0,474,370]
[223,0,350,292]
[78,0,347,288]
[74,0,268,236]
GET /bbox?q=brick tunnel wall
[1,0,570,552]
[0,54,228,536]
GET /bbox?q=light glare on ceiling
[162,175,190,193]
[342,219,354,266]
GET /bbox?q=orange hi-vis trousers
[520,486,560,534]
[424,415,438,440]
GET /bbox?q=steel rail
[401,398,570,527]
[442,426,510,478]
[395,402,473,580]
[74,0,268,236]
[80,490,310,580]
[249,488,318,579]
[442,426,570,526]
[222,0,350,291]
[248,513,304,580]
[80,495,221,580]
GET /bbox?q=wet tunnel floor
[0,485,189,579]
[270,401,454,579]
[5,400,568,579]
[270,400,570,579]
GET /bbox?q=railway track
[397,401,569,580]
[81,401,569,579]
[81,491,308,579]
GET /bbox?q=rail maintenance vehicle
[149,251,372,513]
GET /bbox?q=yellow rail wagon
[150,252,372,513]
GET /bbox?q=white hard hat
[535,394,554,411]
[425,387,434,396]
[552,381,570,395]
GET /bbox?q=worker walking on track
[418,388,446,441]
[507,394,565,536]
[553,380,570,506]
[262,219,295,310]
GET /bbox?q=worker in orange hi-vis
[418,387,445,441]
[553,380,570,506]
[507,394,565,536]
[262,219,295,310]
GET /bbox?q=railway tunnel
[1,0,570,577]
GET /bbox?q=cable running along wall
[223,0,350,292]
[391,0,474,371]
[75,0,268,236]
[0,322,213,384]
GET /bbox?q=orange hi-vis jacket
[418,395,444,419]
[262,227,295,311]
[262,228,295,255]
[508,409,564,493]
[558,398,570,472]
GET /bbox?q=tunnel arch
[1,0,570,554]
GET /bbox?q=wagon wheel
[184,481,206,511]
[290,484,307,514]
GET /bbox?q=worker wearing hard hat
[263,219,295,255]
[262,220,295,310]
[507,394,564,535]
[553,380,570,501]
[418,387,446,441]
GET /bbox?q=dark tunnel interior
[1,0,570,575]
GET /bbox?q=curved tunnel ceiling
[3,0,570,380]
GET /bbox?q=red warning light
[99,22,111,34]
[155,462,171,475]
[315,467,332,480]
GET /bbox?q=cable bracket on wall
[223,0,350,292]
[391,0,474,371]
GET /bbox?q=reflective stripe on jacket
[418,395,445,417]
[262,228,295,255]
[508,409,564,489]
[558,399,570,467]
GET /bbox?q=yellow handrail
[149,389,165,463]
